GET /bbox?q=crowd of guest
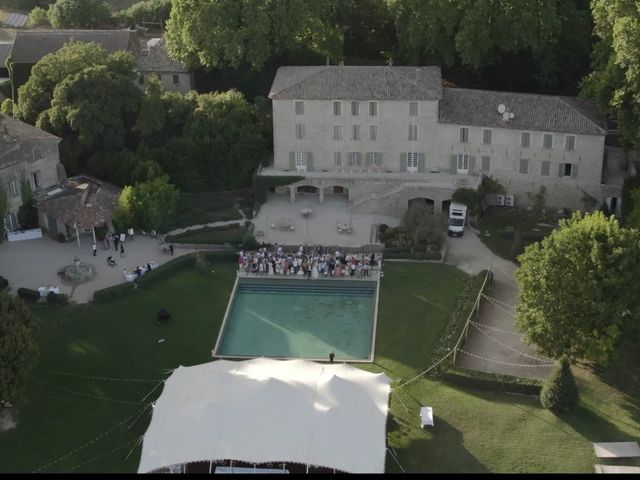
[237,245,379,278]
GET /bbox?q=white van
[448,203,467,237]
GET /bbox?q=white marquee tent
[138,358,391,474]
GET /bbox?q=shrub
[17,288,41,302]
[0,276,8,291]
[540,356,578,413]
[242,232,260,250]
[46,291,69,306]
[28,6,50,26]
[55,232,67,243]
[378,224,389,234]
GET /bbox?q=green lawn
[166,191,254,232]
[474,207,557,261]
[165,224,246,245]
[1,261,639,473]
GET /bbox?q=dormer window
[33,148,42,160]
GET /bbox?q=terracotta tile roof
[438,87,606,136]
[269,66,443,101]
[10,29,137,64]
[136,37,186,73]
[38,175,121,229]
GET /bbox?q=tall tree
[166,0,343,70]
[0,292,40,402]
[37,52,141,152]
[388,0,594,95]
[334,0,396,61]
[133,175,179,232]
[184,90,267,190]
[47,0,112,29]
[17,42,107,125]
[581,0,640,152]
[516,211,640,364]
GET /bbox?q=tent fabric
[138,358,391,474]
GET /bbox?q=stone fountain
[61,256,96,284]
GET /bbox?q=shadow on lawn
[388,416,490,473]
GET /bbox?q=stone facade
[1,116,65,231]
[266,66,620,216]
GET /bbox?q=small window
[408,124,418,141]
[540,160,550,176]
[32,170,40,189]
[456,153,469,174]
[369,125,377,141]
[348,152,362,167]
[565,135,576,151]
[482,129,492,145]
[172,75,180,84]
[333,101,341,116]
[459,127,469,143]
[407,152,419,171]
[294,151,307,170]
[295,123,305,139]
[33,148,42,160]
[369,102,377,116]
[409,102,418,116]
[333,125,342,140]
[8,179,19,198]
[334,152,342,168]
[481,156,491,172]
[295,101,304,115]
[543,133,553,149]
[352,125,360,140]
[563,163,573,177]
[521,132,531,148]
[138,74,145,85]
[373,152,382,166]
[519,158,529,174]
[351,101,359,116]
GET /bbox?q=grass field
[1,261,639,473]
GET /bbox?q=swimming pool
[214,277,379,362]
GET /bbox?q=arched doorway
[408,197,434,213]
[322,185,350,201]
[442,199,452,215]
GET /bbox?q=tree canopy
[166,0,343,70]
[47,0,112,29]
[389,0,560,69]
[0,293,40,402]
[516,211,640,364]
[581,0,640,152]
[38,53,141,151]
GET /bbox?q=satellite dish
[497,104,506,114]
[502,112,510,121]
[509,112,515,119]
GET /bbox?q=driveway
[0,234,196,303]
[444,227,554,379]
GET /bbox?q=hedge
[383,250,441,261]
[0,276,8,291]
[441,368,543,395]
[253,174,304,204]
[92,252,237,302]
[17,287,41,302]
[92,281,137,303]
[46,291,69,306]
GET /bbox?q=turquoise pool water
[215,278,377,361]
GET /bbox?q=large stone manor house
[260,65,628,216]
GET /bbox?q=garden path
[444,227,554,379]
